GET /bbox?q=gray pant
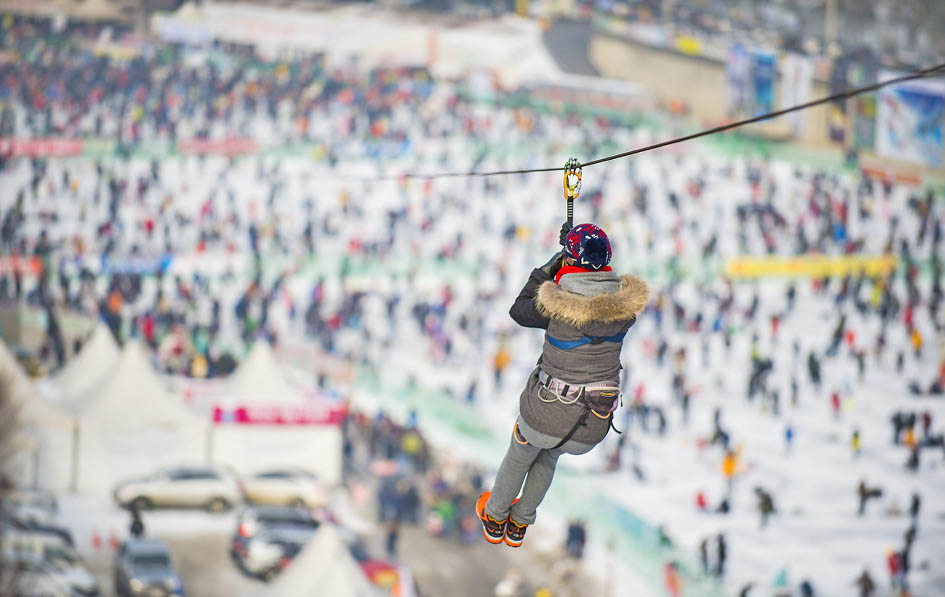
[485,417,595,526]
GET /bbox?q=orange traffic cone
[91,529,102,549]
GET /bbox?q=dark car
[230,505,320,581]
[114,538,184,597]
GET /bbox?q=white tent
[270,524,380,597]
[228,340,310,403]
[73,341,208,496]
[212,340,343,483]
[0,341,75,491]
[40,323,120,407]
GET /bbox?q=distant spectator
[565,519,586,560]
[857,480,883,516]
[909,493,920,520]
[715,533,727,577]
[699,537,709,575]
[854,568,876,597]
[129,505,145,538]
[664,561,681,597]
[755,487,776,529]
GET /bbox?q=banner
[725,255,897,279]
[876,70,945,168]
[725,44,751,117]
[852,93,878,150]
[178,137,259,156]
[779,53,813,136]
[750,51,777,116]
[212,403,347,426]
[0,256,41,274]
[0,138,83,157]
[828,57,849,144]
[849,59,879,150]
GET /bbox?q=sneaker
[505,518,528,548]
[476,491,505,544]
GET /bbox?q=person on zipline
[477,222,648,547]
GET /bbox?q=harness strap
[609,417,623,435]
[547,332,626,351]
[551,406,591,449]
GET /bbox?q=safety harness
[537,369,623,448]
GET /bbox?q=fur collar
[536,274,649,327]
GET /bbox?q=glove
[558,221,572,247]
[539,251,565,278]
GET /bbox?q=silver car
[2,549,99,597]
[2,488,58,526]
[113,466,242,512]
[230,506,320,581]
[113,538,183,597]
[4,530,99,596]
[242,469,331,509]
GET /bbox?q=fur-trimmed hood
[535,274,649,327]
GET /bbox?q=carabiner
[563,157,582,201]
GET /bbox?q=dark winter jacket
[510,265,648,444]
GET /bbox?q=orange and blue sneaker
[476,491,506,544]
[505,518,528,548]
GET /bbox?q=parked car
[113,466,241,512]
[2,549,99,597]
[5,529,99,595]
[2,488,58,526]
[230,506,320,581]
[2,512,74,547]
[113,538,184,597]
[241,468,331,509]
[234,525,317,581]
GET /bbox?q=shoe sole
[482,528,505,544]
[504,536,523,548]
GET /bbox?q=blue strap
[547,332,626,351]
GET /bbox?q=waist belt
[537,369,586,404]
[546,331,626,351]
[537,369,617,396]
[537,369,623,445]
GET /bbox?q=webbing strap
[547,331,626,351]
[551,406,591,450]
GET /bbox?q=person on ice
[476,223,648,547]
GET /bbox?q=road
[58,493,598,597]
[59,496,266,597]
[399,522,595,597]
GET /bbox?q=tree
[0,361,22,593]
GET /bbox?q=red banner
[212,403,347,426]
[178,137,259,156]
[0,256,42,274]
[0,138,83,157]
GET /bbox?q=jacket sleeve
[509,268,551,329]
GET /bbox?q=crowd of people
[1,13,944,597]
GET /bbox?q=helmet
[564,223,612,270]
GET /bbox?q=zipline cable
[378,61,945,180]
